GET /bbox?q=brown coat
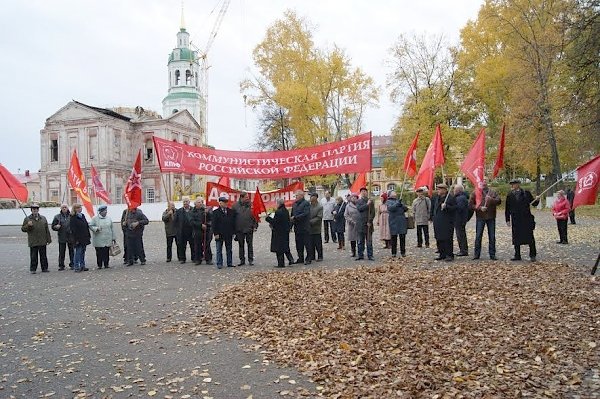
[469,188,501,220]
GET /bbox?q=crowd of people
[21,179,578,273]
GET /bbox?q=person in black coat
[266,198,295,268]
[386,191,408,257]
[332,196,347,250]
[290,190,310,264]
[430,184,457,261]
[190,198,213,265]
[174,196,194,263]
[505,179,540,262]
[122,207,149,266]
[453,185,470,256]
[212,195,237,268]
[51,204,74,270]
[566,188,576,224]
[70,204,91,272]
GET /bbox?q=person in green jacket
[21,203,52,274]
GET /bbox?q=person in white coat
[344,193,360,258]
[89,205,117,269]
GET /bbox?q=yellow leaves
[338,342,351,351]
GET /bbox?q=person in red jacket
[552,190,570,244]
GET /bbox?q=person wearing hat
[412,187,431,248]
[89,204,117,269]
[307,192,324,264]
[161,202,177,262]
[430,183,457,261]
[190,197,213,265]
[70,203,91,272]
[51,203,74,270]
[266,198,295,267]
[174,196,195,264]
[121,207,149,266]
[332,196,347,250]
[290,190,311,264]
[344,193,360,257]
[212,195,237,268]
[21,203,52,274]
[232,191,258,266]
[468,180,501,260]
[386,191,408,257]
[505,179,540,262]
[356,187,376,261]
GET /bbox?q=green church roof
[162,92,201,102]
[168,47,196,63]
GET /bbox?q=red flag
[91,164,112,204]
[252,187,267,222]
[217,176,230,187]
[492,123,505,178]
[460,128,486,205]
[68,150,94,216]
[0,164,28,202]
[350,172,367,193]
[414,124,445,194]
[403,131,419,178]
[573,154,600,209]
[124,150,143,209]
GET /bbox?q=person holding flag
[21,203,52,274]
[505,179,540,262]
[232,191,258,266]
[469,180,501,260]
[430,184,456,262]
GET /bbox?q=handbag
[406,215,415,229]
[109,242,122,257]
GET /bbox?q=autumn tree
[241,10,379,189]
[455,0,599,186]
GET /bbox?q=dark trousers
[390,234,406,256]
[350,240,356,256]
[557,219,568,243]
[276,251,295,267]
[294,230,309,262]
[58,241,74,268]
[307,233,323,261]
[177,232,194,261]
[455,222,468,254]
[95,246,110,267]
[236,231,254,263]
[514,238,537,259]
[437,239,454,259]
[357,231,373,258]
[323,220,335,242]
[194,231,213,262]
[126,235,145,263]
[474,218,496,257]
[569,209,576,224]
[215,237,233,267]
[336,232,345,243]
[30,245,49,272]
[166,235,176,261]
[416,225,429,246]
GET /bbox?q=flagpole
[398,167,409,199]
[530,175,567,205]
[0,170,28,217]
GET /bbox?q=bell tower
[162,7,204,130]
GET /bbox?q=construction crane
[191,0,231,145]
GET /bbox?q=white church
[39,21,207,204]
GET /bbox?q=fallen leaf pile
[169,261,600,398]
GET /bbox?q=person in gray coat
[232,192,258,266]
[411,188,431,248]
[344,193,360,257]
[387,191,408,257]
[89,204,117,269]
[307,192,324,264]
[291,190,311,264]
[51,203,74,270]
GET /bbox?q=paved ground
[0,210,598,398]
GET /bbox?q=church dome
[168,48,196,63]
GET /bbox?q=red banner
[68,150,94,216]
[573,154,600,209]
[206,182,304,209]
[125,151,143,210]
[154,132,372,179]
[460,128,486,205]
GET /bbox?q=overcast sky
[0,0,483,174]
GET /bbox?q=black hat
[218,196,229,202]
[310,192,319,198]
[359,187,368,192]
[509,179,521,185]
[30,203,40,209]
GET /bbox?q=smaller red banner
[206,182,304,209]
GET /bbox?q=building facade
[370,135,400,195]
[39,101,204,204]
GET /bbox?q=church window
[145,140,153,163]
[172,109,178,114]
[387,183,396,191]
[50,139,59,162]
[195,72,198,87]
[186,70,192,85]
[115,187,123,204]
[145,187,155,203]
[175,70,180,85]
[49,189,59,202]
